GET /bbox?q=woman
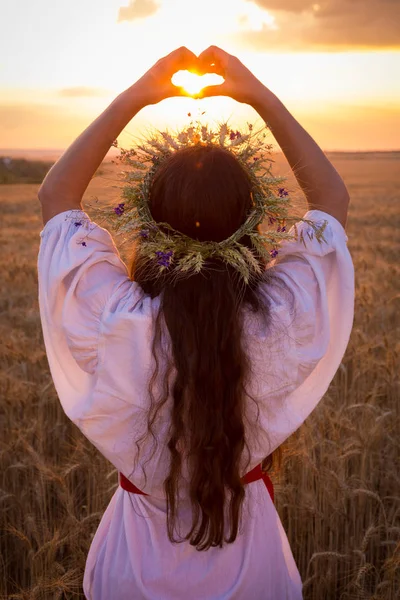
[37,46,354,599]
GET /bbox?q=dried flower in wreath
[84,113,329,285]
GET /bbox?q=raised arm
[252,91,350,229]
[38,47,198,225]
[197,46,350,230]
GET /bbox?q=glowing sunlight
[0,0,398,151]
[171,71,225,96]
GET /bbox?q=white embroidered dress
[37,208,354,600]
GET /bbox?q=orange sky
[1,0,399,152]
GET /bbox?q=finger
[175,87,194,98]
[197,45,228,71]
[194,82,230,99]
[198,45,227,63]
[166,82,194,99]
[197,62,225,77]
[167,46,199,73]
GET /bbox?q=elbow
[38,189,56,206]
[334,195,350,231]
[38,180,62,204]
[342,183,351,205]
[38,177,54,204]
[38,165,55,202]
[38,186,48,204]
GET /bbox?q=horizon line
[1,148,400,156]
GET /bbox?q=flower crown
[84,113,328,285]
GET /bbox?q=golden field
[0,152,399,599]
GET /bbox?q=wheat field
[0,152,399,599]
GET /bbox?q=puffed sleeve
[247,209,355,459]
[271,209,354,381]
[37,209,131,418]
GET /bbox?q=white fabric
[37,207,354,600]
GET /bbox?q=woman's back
[37,43,354,599]
[37,204,354,599]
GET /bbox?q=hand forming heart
[133,45,267,108]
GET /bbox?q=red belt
[119,462,274,504]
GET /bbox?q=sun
[171,70,224,95]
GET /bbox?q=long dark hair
[127,144,295,551]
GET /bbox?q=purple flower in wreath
[270,248,278,258]
[278,188,289,198]
[269,217,277,225]
[230,130,241,140]
[114,202,125,216]
[155,250,173,267]
[277,225,287,233]
[139,229,150,239]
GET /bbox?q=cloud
[58,87,110,98]
[117,0,160,22]
[246,0,312,12]
[239,0,400,50]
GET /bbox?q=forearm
[252,89,350,212]
[38,86,146,204]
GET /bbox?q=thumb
[194,82,230,99]
[169,83,195,99]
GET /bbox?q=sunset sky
[1,0,399,152]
